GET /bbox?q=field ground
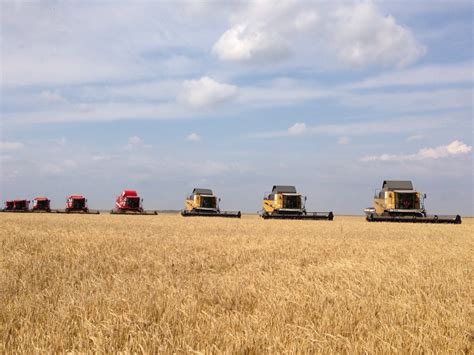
[1,214,472,353]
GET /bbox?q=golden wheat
[0,213,472,353]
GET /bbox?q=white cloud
[406,134,424,142]
[186,133,201,142]
[330,3,425,67]
[1,3,212,87]
[183,160,250,177]
[125,136,151,150]
[2,102,193,124]
[213,2,424,67]
[249,113,464,139]
[40,159,77,176]
[54,137,67,147]
[338,137,351,145]
[345,62,473,89]
[91,154,111,162]
[212,24,289,62]
[39,90,65,103]
[361,140,472,162]
[0,141,24,150]
[288,123,307,136]
[179,76,238,108]
[238,79,336,107]
[342,88,472,111]
[419,140,472,158]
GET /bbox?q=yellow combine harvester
[181,188,241,218]
[259,185,334,220]
[364,180,461,224]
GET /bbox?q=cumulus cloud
[361,140,472,162]
[212,24,289,62]
[179,76,238,108]
[0,141,24,150]
[186,133,201,142]
[125,136,151,150]
[288,123,307,136]
[213,2,424,67]
[330,2,425,67]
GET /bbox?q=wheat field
[0,213,472,353]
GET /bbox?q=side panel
[185,199,195,211]
[385,191,395,210]
[373,192,400,213]
[262,199,274,213]
[373,197,385,215]
[263,194,283,213]
[276,194,283,209]
[415,192,421,209]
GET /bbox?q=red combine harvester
[1,199,30,212]
[110,190,158,215]
[57,195,99,214]
[32,197,52,212]
[2,200,30,212]
[14,200,30,211]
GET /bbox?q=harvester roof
[34,197,49,201]
[69,195,85,199]
[193,188,213,195]
[121,190,138,197]
[272,185,297,193]
[382,180,413,191]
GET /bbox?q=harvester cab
[259,185,333,220]
[111,190,158,215]
[364,180,461,224]
[57,195,99,214]
[181,188,241,218]
[32,197,51,212]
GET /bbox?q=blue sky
[1,1,472,214]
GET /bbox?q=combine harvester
[181,188,241,218]
[32,197,52,212]
[2,199,30,212]
[364,180,461,224]
[259,185,333,220]
[57,195,99,214]
[110,190,158,215]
